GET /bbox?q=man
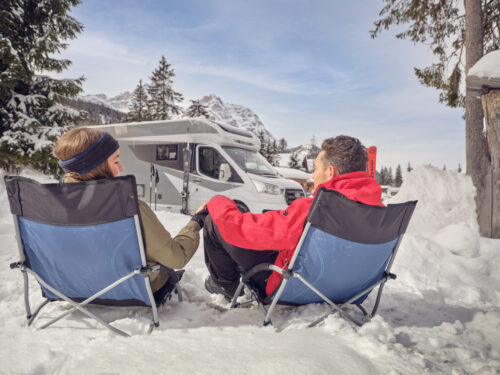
[199,135,383,300]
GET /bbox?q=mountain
[199,94,275,143]
[72,92,276,144]
[290,143,321,159]
[78,92,132,113]
[64,98,125,126]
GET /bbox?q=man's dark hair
[320,136,368,175]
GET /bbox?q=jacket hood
[314,171,382,206]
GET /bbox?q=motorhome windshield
[223,146,277,176]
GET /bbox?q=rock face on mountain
[200,94,275,143]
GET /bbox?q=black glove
[191,207,209,228]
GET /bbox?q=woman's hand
[192,204,209,229]
[195,203,207,213]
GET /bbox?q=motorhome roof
[94,118,260,150]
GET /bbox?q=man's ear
[328,165,339,178]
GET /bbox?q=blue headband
[58,132,119,175]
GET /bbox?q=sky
[57,0,466,172]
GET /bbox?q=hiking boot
[204,276,243,301]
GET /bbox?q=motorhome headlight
[251,179,281,195]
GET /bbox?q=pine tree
[308,134,320,158]
[127,80,148,122]
[278,137,288,153]
[443,164,447,171]
[257,130,266,155]
[289,151,300,169]
[377,166,388,185]
[270,140,279,166]
[387,167,394,186]
[458,163,462,173]
[395,164,403,187]
[371,0,500,236]
[0,0,85,175]
[407,162,413,172]
[185,99,209,118]
[147,56,183,120]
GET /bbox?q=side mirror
[219,163,231,182]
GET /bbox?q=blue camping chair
[5,175,183,337]
[229,187,417,327]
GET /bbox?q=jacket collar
[313,171,382,206]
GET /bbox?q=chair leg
[229,281,245,308]
[27,299,50,326]
[27,268,133,337]
[175,283,183,302]
[22,270,32,320]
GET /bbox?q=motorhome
[94,118,305,214]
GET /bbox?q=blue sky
[59,0,465,171]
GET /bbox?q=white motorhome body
[94,118,305,214]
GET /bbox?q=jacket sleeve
[139,200,200,269]
[207,195,311,251]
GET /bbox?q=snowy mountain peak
[200,94,275,143]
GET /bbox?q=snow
[468,50,500,80]
[1,166,499,374]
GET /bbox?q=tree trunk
[482,90,500,238]
[465,0,492,237]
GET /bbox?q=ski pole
[155,169,159,211]
[149,163,154,208]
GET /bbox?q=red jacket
[207,171,383,296]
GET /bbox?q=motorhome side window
[156,144,178,161]
[198,146,241,183]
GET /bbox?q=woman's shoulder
[138,199,154,218]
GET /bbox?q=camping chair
[5,175,183,337]
[229,187,417,328]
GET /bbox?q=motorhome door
[188,145,243,212]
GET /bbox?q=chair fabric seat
[276,227,398,305]
[18,216,151,306]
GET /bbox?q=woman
[54,127,207,300]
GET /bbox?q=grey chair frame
[229,221,404,328]
[10,208,182,337]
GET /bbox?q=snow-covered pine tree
[147,56,183,120]
[395,164,403,187]
[458,163,462,173]
[407,162,413,172]
[185,99,209,118]
[127,79,148,122]
[0,0,85,175]
[289,151,300,169]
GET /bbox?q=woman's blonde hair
[54,127,114,182]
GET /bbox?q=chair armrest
[241,263,276,283]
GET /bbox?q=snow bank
[388,166,499,308]
[468,50,500,79]
[0,167,499,374]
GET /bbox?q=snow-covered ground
[0,166,499,374]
